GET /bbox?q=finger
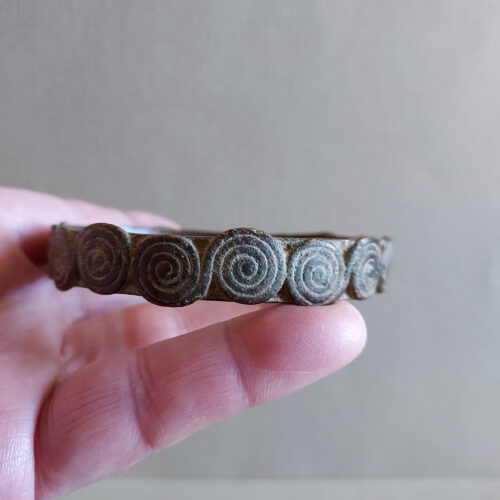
[35,301,366,498]
[60,301,275,376]
[1,186,178,243]
[0,186,177,268]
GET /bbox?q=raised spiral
[348,237,383,299]
[132,235,202,306]
[207,228,286,304]
[377,237,393,292]
[287,240,346,305]
[76,223,130,294]
[48,225,77,290]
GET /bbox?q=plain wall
[1,0,500,482]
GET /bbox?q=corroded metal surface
[48,223,393,307]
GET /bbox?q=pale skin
[0,186,367,499]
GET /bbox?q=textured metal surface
[48,223,393,307]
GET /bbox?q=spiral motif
[132,235,202,306]
[207,228,286,304]
[348,237,383,299]
[48,225,77,290]
[76,223,130,294]
[377,237,393,292]
[287,240,346,305]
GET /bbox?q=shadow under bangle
[48,223,393,307]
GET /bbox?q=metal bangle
[48,223,393,307]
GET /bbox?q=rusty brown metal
[48,223,393,307]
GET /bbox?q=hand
[0,186,366,499]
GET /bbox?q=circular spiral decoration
[377,237,393,292]
[207,229,286,304]
[48,225,77,290]
[76,223,130,294]
[348,237,383,299]
[132,235,202,306]
[287,240,346,305]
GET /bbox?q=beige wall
[1,0,499,485]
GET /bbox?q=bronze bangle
[48,223,393,307]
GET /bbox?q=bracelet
[48,223,393,307]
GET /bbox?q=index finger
[0,186,178,264]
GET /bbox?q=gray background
[1,0,500,488]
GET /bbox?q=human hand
[0,187,366,499]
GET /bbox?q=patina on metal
[48,223,393,307]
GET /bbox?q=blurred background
[1,1,499,498]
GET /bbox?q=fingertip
[122,209,180,229]
[233,300,367,394]
[323,300,367,368]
